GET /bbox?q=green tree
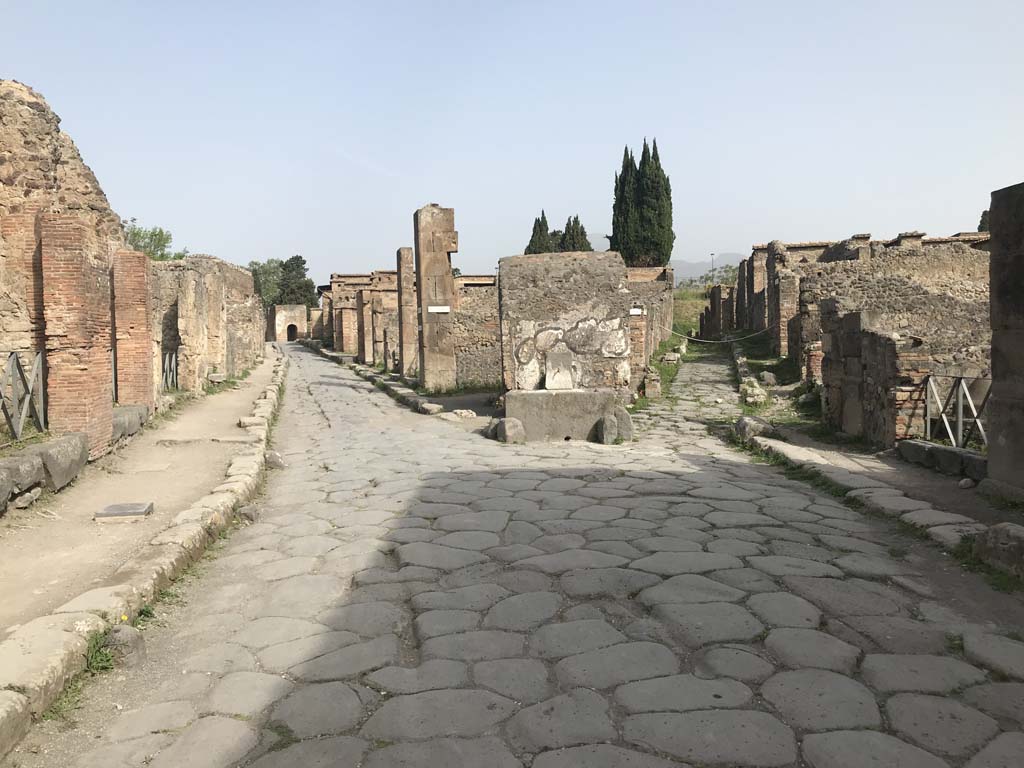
[609,140,674,266]
[525,210,552,254]
[123,218,189,261]
[559,215,593,251]
[276,255,318,307]
[978,209,990,232]
[248,258,284,306]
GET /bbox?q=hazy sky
[3,1,1022,284]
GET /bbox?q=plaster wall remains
[986,182,1024,497]
[269,304,308,342]
[498,251,634,393]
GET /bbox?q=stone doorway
[287,324,298,341]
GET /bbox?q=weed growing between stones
[41,631,114,725]
[951,538,1023,593]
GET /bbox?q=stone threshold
[0,352,290,761]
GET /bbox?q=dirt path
[0,352,278,632]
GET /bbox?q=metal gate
[161,351,178,391]
[1,352,46,440]
[924,374,989,449]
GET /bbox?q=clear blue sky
[3,1,1022,284]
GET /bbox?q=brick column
[749,249,767,331]
[396,247,419,379]
[40,216,113,458]
[414,204,458,391]
[985,182,1024,498]
[735,260,748,329]
[112,249,154,410]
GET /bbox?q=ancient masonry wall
[309,308,324,341]
[396,248,419,378]
[268,304,308,342]
[498,251,633,393]
[112,249,154,410]
[626,267,675,384]
[330,274,373,355]
[987,182,1024,494]
[452,278,501,388]
[414,205,459,392]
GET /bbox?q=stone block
[596,415,617,444]
[544,350,574,390]
[614,405,634,441]
[496,418,526,445]
[505,389,619,443]
[973,523,1024,579]
[0,453,44,493]
[0,691,30,761]
[96,501,154,522]
[111,405,148,441]
[25,433,88,490]
[963,451,987,480]
[734,416,778,442]
[931,444,964,476]
[896,439,934,468]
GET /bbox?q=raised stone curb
[0,349,289,761]
[745,434,1019,575]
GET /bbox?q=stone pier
[396,246,419,379]
[414,204,458,392]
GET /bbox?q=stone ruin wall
[330,275,372,355]
[626,267,675,385]
[498,251,634,394]
[268,304,308,343]
[451,278,501,388]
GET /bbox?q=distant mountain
[671,252,744,282]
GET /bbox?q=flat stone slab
[360,689,517,740]
[483,591,562,630]
[964,632,1024,680]
[532,745,679,768]
[555,641,679,689]
[560,568,660,597]
[841,616,949,654]
[693,646,775,682]
[290,634,399,681]
[514,550,628,573]
[630,552,743,575]
[422,630,525,661]
[614,673,752,713]
[506,688,616,752]
[762,669,880,731]
[473,658,551,704]
[637,574,746,605]
[801,729,950,768]
[205,671,294,717]
[363,737,521,768]
[149,715,258,768]
[95,501,154,521]
[783,576,905,616]
[412,584,511,611]
[861,654,987,693]
[962,682,1024,726]
[654,602,764,646]
[885,693,999,757]
[396,542,488,570]
[623,710,796,766]
[415,610,480,639]
[964,731,1024,768]
[528,619,627,659]
[365,659,469,694]
[747,555,843,578]
[271,682,365,737]
[764,628,861,673]
[251,737,368,768]
[747,592,821,628]
[107,701,197,742]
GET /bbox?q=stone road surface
[12,344,1024,768]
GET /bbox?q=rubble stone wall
[452,281,501,388]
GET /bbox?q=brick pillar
[735,260,748,329]
[112,249,154,411]
[397,247,419,379]
[40,216,113,458]
[414,204,458,392]
[357,290,374,365]
[985,182,1024,498]
[750,250,767,331]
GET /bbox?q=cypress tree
[651,139,675,265]
[610,147,639,260]
[525,210,551,254]
[978,209,990,232]
[611,139,674,266]
[559,215,593,251]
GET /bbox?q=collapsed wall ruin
[0,80,265,458]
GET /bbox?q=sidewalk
[0,355,277,632]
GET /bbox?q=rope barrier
[660,325,777,344]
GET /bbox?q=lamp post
[710,252,715,283]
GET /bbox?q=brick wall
[112,249,154,410]
[39,216,113,458]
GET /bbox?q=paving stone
[962,682,1024,726]
[623,710,796,767]
[963,632,1024,680]
[555,641,679,688]
[706,538,763,556]
[106,701,197,742]
[290,634,399,680]
[422,630,525,661]
[637,574,746,605]
[532,745,678,768]
[250,737,368,768]
[271,682,364,737]
[496,570,554,594]
[362,737,521,768]
[416,609,480,639]
[514,549,628,573]
[841,616,949,654]
[630,551,743,575]
[765,628,861,672]
[433,531,502,550]
[183,642,256,674]
[412,584,511,611]
[833,553,909,578]
[964,731,1024,768]
[762,669,879,731]
[705,510,780,527]
[861,654,987,693]
[693,645,775,682]
[506,521,544,544]
[361,689,517,740]
[768,540,835,562]
[709,567,778,592]
[230,617,329,649]
[434,510,510,532]
[563,604,604,621]
[529,619,628,658]
[488,544,545,562]
[801,730,952,768]
[257,631,363,672]
[614,673,752,713]
[205,671,294,717]
[747,555,844,578]
[747,592,821,628]
[483,591,562,630]
[244,574,346,618]
[654,602,764,646]
[365,659,469,693]
[75,735,175,768]
[885,693,999,757]
[635,536,705,552]
[783,576,905,616]
[506,688,616,751]
[149,715,259,768]
[396,542,488,570]
[473,658,551,703]
[560,567,660,597]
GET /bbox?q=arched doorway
[287,324,298,341]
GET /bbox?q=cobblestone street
[10,344,1024,768]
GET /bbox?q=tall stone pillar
[414,204,458,392]
[396,247,419,379]
[749,249,768,331]
[984,182,1024,499]
[357,290,374,365]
